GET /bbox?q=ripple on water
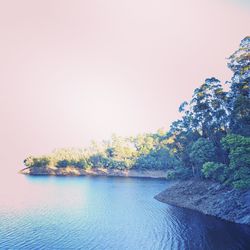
[1,176,250,250]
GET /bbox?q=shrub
[88,154,110,168]
[56,160,70,168]
[232,179,250,189]
[221,134,250,189]
[202,162,227,182]
[73,158,88,168]
[166,170,176,180]
[189,138,216,176]
[166,167,192,180]
[24,156,50,168]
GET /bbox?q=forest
[24,37,250,189]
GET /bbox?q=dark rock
[155,180,250,225]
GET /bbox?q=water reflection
[165,206,250,250]
[0,175,249,250]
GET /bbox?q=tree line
[24,37,250,189]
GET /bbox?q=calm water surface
[0,174,250,250]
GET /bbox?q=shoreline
[154,179,250,226]
[20,166,167,179]
[20,167,250,226]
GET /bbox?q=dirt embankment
[20,166,167,179]
[155,180,250,225]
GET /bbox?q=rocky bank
[20,166,167,179]
[155,180,250,225]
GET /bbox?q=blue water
[0,175,250,250]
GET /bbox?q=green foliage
[166,167,192,180]
[24,156,50,168]
[232,179,250,189]
[202,162,227,182]
[88,154,110,168]
[221,134,250,169]
[166,170,176,180]
[56,160,69,168]
[227,36,250,136]
[23,37,250,190]
[221,134,250,189]
[189,138,216,176]
[56,158,88,168]
[163,37,250,189]
[134,148,167,170]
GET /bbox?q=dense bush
[134,149,168,170]
[166,167,192,180]
[88,154,110,168]
[166,170,176,180]
[24,156,50,168]
[56,159,88,168]
[189,138,216,176]
[221,134,250,189]
[202,162,227,183]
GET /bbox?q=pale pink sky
[0,0,249,171]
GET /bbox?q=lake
[0,174,250,250]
